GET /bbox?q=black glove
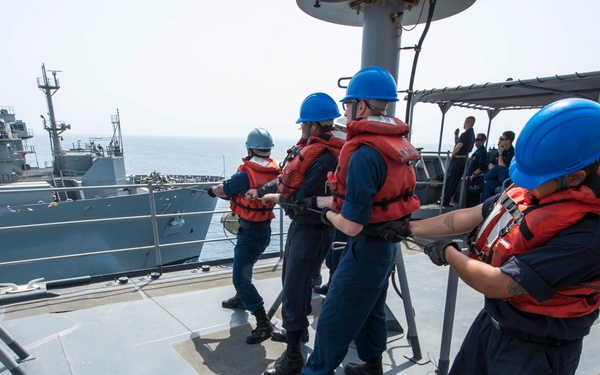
[377,220,411,243]
[296,197,317,214]
[424,240,461,266]
[320,207,332,226]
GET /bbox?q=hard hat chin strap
[351,99,358,121]
[556,175,568,191]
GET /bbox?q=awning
[410,70,600,111]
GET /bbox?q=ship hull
[0,187,217,284]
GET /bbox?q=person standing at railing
[206,127,281,345]
[251,92,344,375]
[438,116,476,207]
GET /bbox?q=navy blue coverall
[443,128,475,205]
[223,172,271,313]
[449,195,600,375]
[465,144,488,207]
[303,145,398,375]
[259,150,336,333]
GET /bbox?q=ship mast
[37,63,70,176]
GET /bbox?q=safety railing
[0,179,287,287]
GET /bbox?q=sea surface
[26,133,449,262]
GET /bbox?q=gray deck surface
[1,244,599,375]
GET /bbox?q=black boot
[222,294,245,309]
[313,283,329,295]
[270,326,309,343]
[344,355,383,375]
[313,270,332,295]
[264,331,305,375]
[310,273,322,288]
[246,308,273,344]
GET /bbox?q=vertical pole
[361,3,403,117]
[437,110,446,154]
[267,290,283,320]
[437,239,462,375]
[394,245,422,360]
[279,206,284,256]
[147,181,163,275]
[457,157,470,208]
[437,267,460,375]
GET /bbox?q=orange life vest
[230,156,281,221]
[277,134,345,198]
[472,175,600,318]
[330,116,421,223]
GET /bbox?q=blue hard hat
[296,92,341,124]
[246,127,274,149]
[509,98,600,190]
[340,66,399,103]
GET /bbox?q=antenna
[221,155,226,178]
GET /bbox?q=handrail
[0,179,288,284]
[413,149,470,210]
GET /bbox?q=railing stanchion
[279,206,284,256]
[147,181,163,275]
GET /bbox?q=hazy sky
[2,0,599,149]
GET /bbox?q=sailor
[252,92,344,375]
[302,66,421,375]
[408,98,600,374]
[206,127,281,344]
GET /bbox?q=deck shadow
[173,323,287,375]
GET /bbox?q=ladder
[53,178,68,202]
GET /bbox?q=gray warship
[0,64,222,285]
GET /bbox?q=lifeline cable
[404,0,438,131]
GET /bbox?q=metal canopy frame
[411,70,600,111]
[407,70,600,150]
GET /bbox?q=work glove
[296,197,317,214]
[377,220,411,243]
[320,207,332,226]
[424,240,461,266]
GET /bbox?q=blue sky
[2,0,599,150]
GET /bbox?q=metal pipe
[437,267,459,375]
[394,245,422,360]
[0,324,30,360]
[267,290,283,320]
[147,181,163,276]
[0,344,27,375]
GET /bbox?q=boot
[246,308,273,344]
[264,331,305,375]
[344,355,383,375]
[221,294,245,309]
[313,283,329,295]
[310,273,322,288]
[270,326,309,343]
[313,270,332,295]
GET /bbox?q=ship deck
[1,242,599,375]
